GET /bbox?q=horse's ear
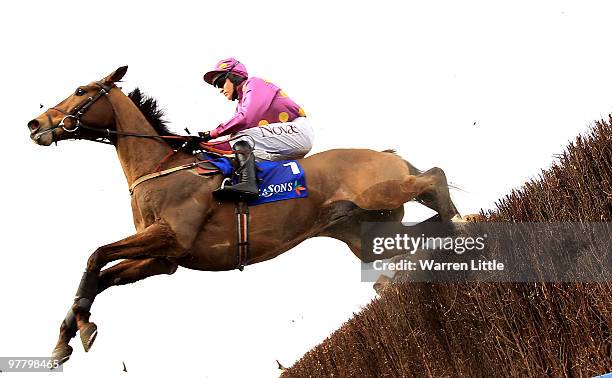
[102,66,128,83]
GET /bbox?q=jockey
[200,58,313,201]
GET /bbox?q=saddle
[194,152,308,206]
[194,151,309,270]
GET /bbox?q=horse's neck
[108,89,172,185]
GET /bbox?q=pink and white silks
[203,58,313,161]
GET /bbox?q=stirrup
[218,177,232,190]
[213,187,259,202]
[213,180,259,201]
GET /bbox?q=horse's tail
[388,150,465,192]
[383,148,464,190]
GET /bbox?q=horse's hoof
[51,344,73,368]
[373,275,393,295]
[80,322,98,352]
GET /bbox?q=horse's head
[27,66,128,146]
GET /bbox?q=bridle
[34,81,114,143]
[36,81,196,145]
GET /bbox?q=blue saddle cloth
[199,153,308,206]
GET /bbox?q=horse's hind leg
[326,213,405,294]
[412,167,460,222]
[319,201,404,260]
[319,201,406,293]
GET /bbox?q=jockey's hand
[184,136,204,151]
[198,131,213,142]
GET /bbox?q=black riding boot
[213,141,259,201]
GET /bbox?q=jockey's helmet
[203,58,248,87]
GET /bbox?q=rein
[79,123,194,144]
[41,81,246,194]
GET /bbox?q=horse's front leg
[51,221,186,365]
[97,257,178,293]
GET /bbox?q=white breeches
[230,117,314,161]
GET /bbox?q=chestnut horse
[27,66,462,365]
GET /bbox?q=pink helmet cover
[203,57,248,85]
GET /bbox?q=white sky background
[1,1,612,377]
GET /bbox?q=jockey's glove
[198,131,213,142]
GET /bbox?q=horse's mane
[127,88,194,151]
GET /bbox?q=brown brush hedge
[283,118,612,377]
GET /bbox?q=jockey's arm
[210,80,274,138]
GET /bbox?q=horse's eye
[75,88,86,96]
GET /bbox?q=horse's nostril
[28,120,40,131]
